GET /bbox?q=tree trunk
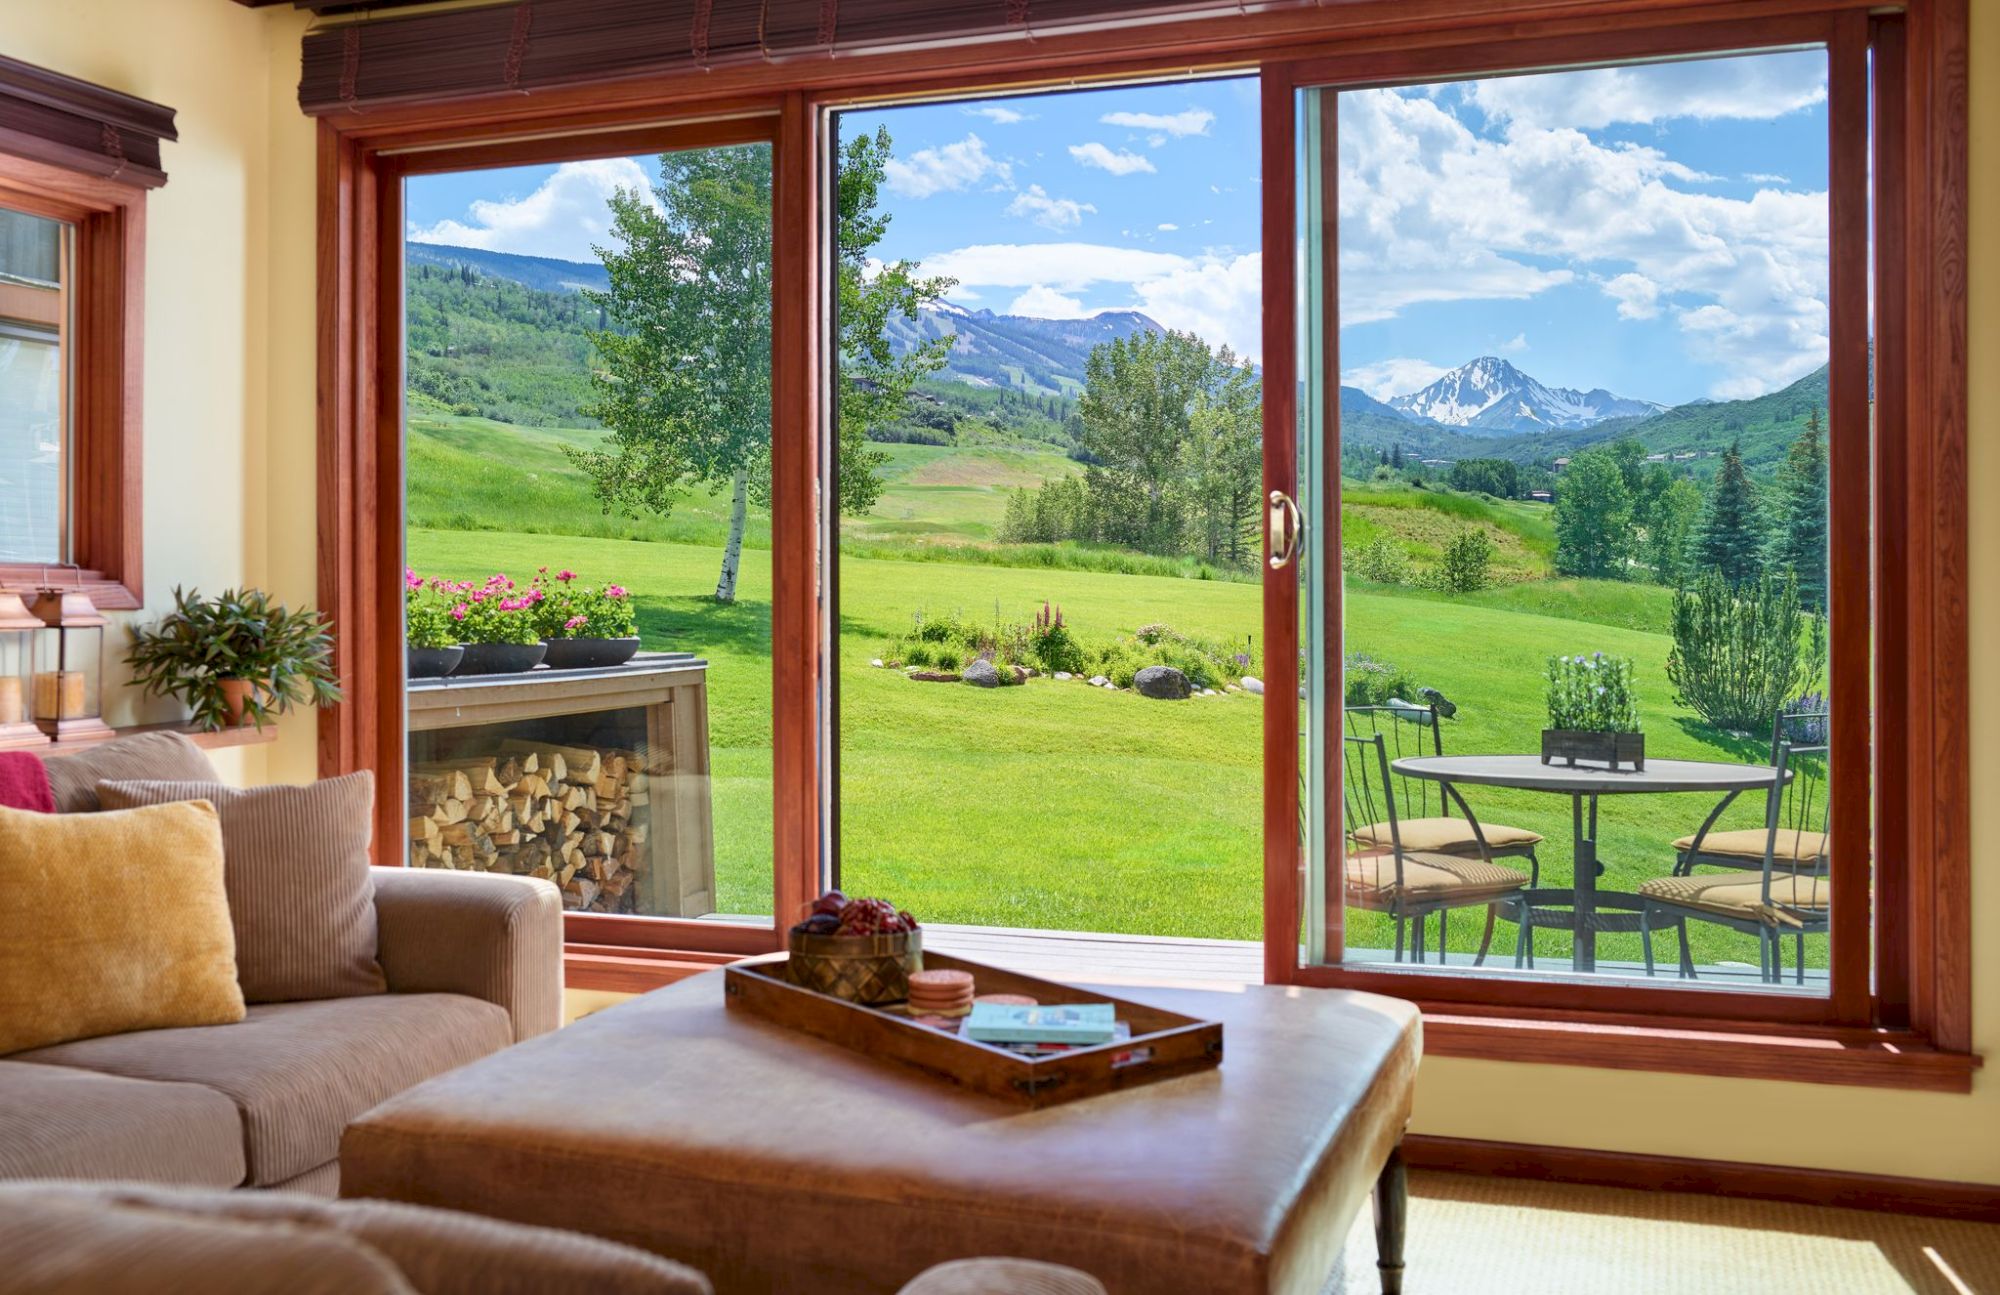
[715,468,749,603]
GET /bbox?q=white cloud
[407,158,656,262]
[1157,222,1179,232]
[966,105,1029,125]
[1068,142,1156,176]
[1500,332,1529,353]
[1099,108,1214,138]
[1469,51,1827,131]
[921,242,1187,292]
[1601,272,1662,319]
[1342,358,1451,401]
[1338,84,1830,396]
[883,134,1010,199]
[921,241,1263,361]
[1005,185,1096,231]
[1007,285,1090,318]
[1743,171,1790,184]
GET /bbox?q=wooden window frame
[313,0,1969,1089]
[0,151,145,609]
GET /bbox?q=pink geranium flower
[451,604,469,621]
[556,570,576,583]
[605,584,628,599]
[565,616,587,631]
[405,568,423,590]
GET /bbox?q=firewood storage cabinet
[405,652,715,918]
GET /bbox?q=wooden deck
[919,924,1827,992]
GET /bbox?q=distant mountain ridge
[407,243,611,295]
[1387,356,1666,435]
[882,302,1170,398]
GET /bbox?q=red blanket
[0,751,53,813]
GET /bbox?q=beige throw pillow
[0,799,245,1055]
[41,729,221,813]
[98,773,387,1003]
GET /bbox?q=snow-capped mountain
[881,302,1169,396]
[1388,356,1665,436]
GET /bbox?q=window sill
[39,720,277,757]
[564,942,740,994]
[1420,1010,1980,1093]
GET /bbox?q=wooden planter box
[1541,728,1645,772]
[406,652,716,918]
[724,951,1223,1108]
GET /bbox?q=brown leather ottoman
[341,973,1421,1295]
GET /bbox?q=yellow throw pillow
[0,799,245,1055]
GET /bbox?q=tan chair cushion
[41,729,220,813]
[1351,816,1542,853]
[15,993,511,1186]
[1639,869,1831,927]
[0,1184,416,1294]
[0,1059,246,1187]
[8,1183,713,1295]
[1672,827,1829,865]
[1346,849,1528,900]
[0,799,245,1055]
[99,774,386,1003]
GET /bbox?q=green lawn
[407,524,1805,972]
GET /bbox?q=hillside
[404,260,603,428]
[407,242,610,294]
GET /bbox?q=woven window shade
[298,0,1290,115]
[0,53,177,189]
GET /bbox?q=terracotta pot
[217,677,259,728]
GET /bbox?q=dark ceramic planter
[1540,728,1645,772]
[451,640,548,676]
[540,636,643,671]
[407,644,465,679]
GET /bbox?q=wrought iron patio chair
[1344,702,1541,885]
[1639,740,1830,983]
[1670,709,1831,876]
[1343,731,1530,965]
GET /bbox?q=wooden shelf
[38,720,279,758]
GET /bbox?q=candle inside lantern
[0,677,20,726]
[33,671,85,721]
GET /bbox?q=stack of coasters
[905,969,975,1018]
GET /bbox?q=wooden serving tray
[722,951,1222,1108]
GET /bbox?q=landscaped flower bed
[875,602,1249,699]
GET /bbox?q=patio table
[1388,755,1788,973]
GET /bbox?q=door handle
[1268,490,1302,571]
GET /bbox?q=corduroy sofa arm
[371,867,563,1042]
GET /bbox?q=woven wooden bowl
[786,928,924,1005]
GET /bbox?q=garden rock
[909,670,960,683]
[870,658,884,668]
[1089,675,1112,688]
[1055,671,1073,681]
[1241,676,1264,695]
[1134,665,1192,700]
[962,659,1002,688]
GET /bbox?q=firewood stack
[408,740,651,913]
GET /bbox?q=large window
[317,1,1969,1083]
[1300,50,1842,996]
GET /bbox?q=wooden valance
[0,54,176,189]
[296,0,1315,114]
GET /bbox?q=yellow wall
[2,0,319,788]
[8,0,1996,1185]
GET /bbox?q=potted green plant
[126,586,343,731]
[449,574,548,675]
[405,570,464,679]
[1542,652,1644,771]
[535,569,641,670]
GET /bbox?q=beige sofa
[0,733,563,1196]
[0,1183,1106,1295]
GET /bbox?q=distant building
[1529,490,1553,503]
[1552,457,1571,470]
[1645,453,1668,463]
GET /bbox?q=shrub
[1029,602,1086,675]
[1546,652,1640,733]
[533,570,637,639]
[901,642,934,668]
[1666,568,1828,732]
[1348,536,1412,585]
[932,646,963,672]
[1778,691,1829,745]
[1344,652,1417,707]
[1431,528,1494,594]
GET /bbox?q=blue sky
[405,50,1830,407]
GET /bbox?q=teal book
[964,1002,1117,1046]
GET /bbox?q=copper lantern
[30,588,112,743]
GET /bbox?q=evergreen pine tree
[1391,443,1404,470]
[1695,440,1764,586]
[1766,408,1829,609]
